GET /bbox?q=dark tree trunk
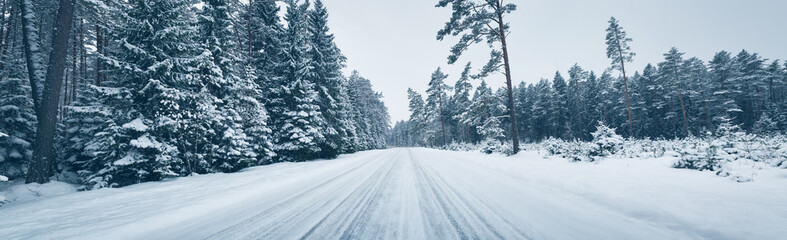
[71,17,77,103]
[0,0,7,52]
[497,11,519,154]
[80,18,86,83]
[574,80,582,139]
[676,75,689,137]
[20,0,42,115]
[95,24,102,86]
[615,36,634,138]
[27,0,75,184]
[0,0,11,74]
[439,94,446,146]
[248,0,252,66]
[701,91,711,130]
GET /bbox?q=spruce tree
[197,0,272,171]
[347,71,389,150]
[307,0,350,157]
[0,51,36,180]
[270,0,326,162]
[83,0,209,186]
[248,0,283,95]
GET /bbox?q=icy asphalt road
[134,148,731,239]
[1,148,784,240]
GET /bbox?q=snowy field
[1,148,786,239]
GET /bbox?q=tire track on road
[204,150,394,240]
[298,149,401,239]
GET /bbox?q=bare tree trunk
[19,0,43,115]
[497,11,519,154]
[95,24,101,86]
[80,18,86,83]
[439,94,446,146]
[62,68,68,119]
[701,91,711,130]
[616,40,634,138]
[677,79,689,137]
[248,0,252,66]
[27,0,75,184]
[0,0,11,74]
[668,98,678,139]
[71,17,77,102]
[573,80,582,139]
[0,0,7,53]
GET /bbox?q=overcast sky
[321,0,787,122]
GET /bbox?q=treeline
[0,0,390,188]
[390,21,786,148]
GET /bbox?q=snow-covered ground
[1,148,785,239]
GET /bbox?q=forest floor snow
[0,148,785,239]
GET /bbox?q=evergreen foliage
[0,0,390,187]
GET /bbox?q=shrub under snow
[589,122,624,159]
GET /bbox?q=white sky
[321,0,787,122]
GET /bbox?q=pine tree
[551,72,569,139]
[407,88,427,146]
[683,57,711,133]
[568,64,587,139]
[452,62,474,142]
[478,116,505,154]
[708,51,742,129]
[583,71,604,138]
[26,0,76,183]
[605,16,635,138]
[659,47,690,137]
[460,80,493,138]
[514,82,533,142]
[425,68,451,146]
[531,79,553,140]
[731,50,767,131]
[436,0,521,153]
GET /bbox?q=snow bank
[0,181,76,206]
[450,149,787,240]
[0,150,389,239]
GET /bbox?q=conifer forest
[1,1,785,239]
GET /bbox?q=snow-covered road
[1,148,785,239]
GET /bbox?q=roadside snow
[0,181,76,206]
